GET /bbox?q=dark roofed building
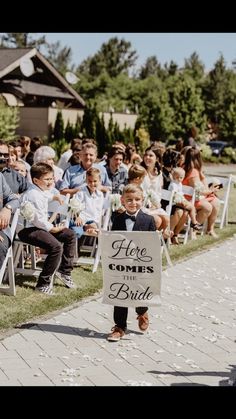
[0,48,85,138]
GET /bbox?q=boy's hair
[122,184,143,197]
[81,143,98,154]
[107,146,125,160]
[86,167,101,178]
[172,167,185,178]
[13,160,26,169]
[82,138,97,147]
[30,162,53,180]
[128,164,146,181]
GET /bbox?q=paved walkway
[0,237,236,386]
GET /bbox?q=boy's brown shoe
[107,326,125,342]
[137,312,149,331]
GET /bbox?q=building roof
[0,48,32,72]
[0,48,85,108]
[2,79,75,99]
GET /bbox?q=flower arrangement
[20,201,36,222]
[68,197,85,219]
[172,191,185,205]
[110,193,122,212]
[194,181,206,200]
[143,190,160,208]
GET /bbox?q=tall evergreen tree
[139,56,165,79]
[45,41,73,75]
[78,37,138,79]
[202,55,232,123]
[73,114,82,138]
[53,111,64,140]
[64,120,74,142]
[184,52,205,81]
[165,60,178,76]
[81,105,98,138]
[167,73,206,138]
[96,114,109,157]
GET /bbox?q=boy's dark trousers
[18,227,76,287]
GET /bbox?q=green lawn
[0,174,236,336]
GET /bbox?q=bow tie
[125,213,136,222]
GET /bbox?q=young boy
[12,160,27,178]
[70,167,104,239]
[18,162,76,295]
[107,184,156,342]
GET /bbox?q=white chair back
[180,185,196,244]
[161,188,174,216]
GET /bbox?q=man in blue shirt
[60,143,111,196]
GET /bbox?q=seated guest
[18,162,76,294]
[33,145,63,188]
[0,172,19,266]
[60,143,111,196]
[0,140,30,194]
[69,167,104,242]
[104,147,128,194]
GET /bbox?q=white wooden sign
[100,231,162,307]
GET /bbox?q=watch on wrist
[5,204,13,213]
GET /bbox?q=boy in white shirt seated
[18,162,76,295]
[70,168,104,240]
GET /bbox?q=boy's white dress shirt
[75,185,104,225]
[19,184,54,231]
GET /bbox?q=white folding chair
[206,174,232,229]
[161,188,174,217]
[0,209,19,296]
[179,185,196,245]
[74,205,111,273]
[160,188,174,267]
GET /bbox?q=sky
[38,33,236,72]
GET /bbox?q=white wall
[16,107,138,139]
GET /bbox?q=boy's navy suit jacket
[111,209,156,232]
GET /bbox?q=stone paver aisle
[0,237,236,386]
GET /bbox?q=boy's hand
[84,222,97,231]
[50,225,66,234]
[117,206,125,213]
[75,216,83,226]
[53,195,64,205]
[84,223,99,236]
